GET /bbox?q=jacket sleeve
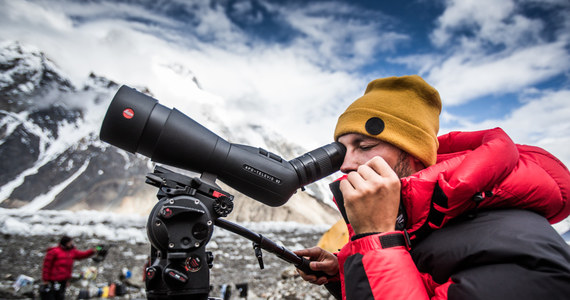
[340,232,431,300]
[42,249,56,281]
[72,248,95,260]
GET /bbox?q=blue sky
[1,0,570,166]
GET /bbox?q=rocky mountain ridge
[0,40,341,225]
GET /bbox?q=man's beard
[393,150,413,178]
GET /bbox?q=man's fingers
[359,162,379,176]
[294,247,321,259]
[296,268,314,279]
[294,247,338,282]
[340,170,369,193]
[341,157,394,191]
[309,261,326,271]
[340,166,380,197]
[366,156,397,179]
[314,277,329,285]
[296,268,328,285]
[339,178,352,198]
[296,269,321,283]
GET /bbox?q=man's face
[64,241,74,249]
[338,133,418,178]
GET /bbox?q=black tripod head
[143,166,227,299]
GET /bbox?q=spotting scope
[100,85,345,206]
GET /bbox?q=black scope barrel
[100,85,345,207]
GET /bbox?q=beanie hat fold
[334,75,441,167]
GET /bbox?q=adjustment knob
[213,196,234,217]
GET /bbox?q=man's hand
[294,247,339,285]
[340,156,401,234]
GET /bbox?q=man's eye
[359,144,376,150]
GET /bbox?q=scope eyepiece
[289,142,346,186]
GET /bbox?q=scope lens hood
[100,85,158,153]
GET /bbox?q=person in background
[295,75,570,299]
[41,235,95,300]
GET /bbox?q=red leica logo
[123,108,134,119]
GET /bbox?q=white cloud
[415,0,570,106]
[428,41,570,105]
[192,3,251,45]
[264,1,409,70]
[230,0,264,24]
[431,0,519,47]
[0,0,74,31]
[494,89,570,144]
[441,88,570,168]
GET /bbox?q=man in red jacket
[295,75,570,299]
[41,235,95,300]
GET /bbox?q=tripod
[143,166,326,299]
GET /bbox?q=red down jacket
[42,245,94,282]
[333,127,570,300]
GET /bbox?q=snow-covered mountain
[0,40,341,224]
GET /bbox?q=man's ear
[411,156,426,173]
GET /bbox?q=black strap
[351,232,381,241]
[380,233,405,248]
[351,231,411,249]
[380,231,411,250]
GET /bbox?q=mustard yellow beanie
[334,75,441,167]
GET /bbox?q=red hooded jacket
[42,245,94,282]
[332,128,570,299]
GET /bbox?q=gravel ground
[0,225,338,300]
